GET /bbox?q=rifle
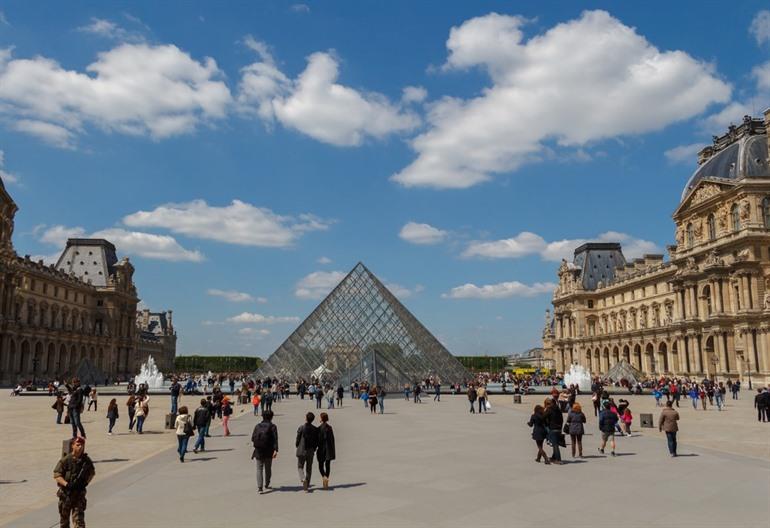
[60,458,93,499]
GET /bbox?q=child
[621,408,633,435]
[251,393,261,416]
[653,388,662,406]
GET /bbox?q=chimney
[142,309,150,328]
[166,310,173,331]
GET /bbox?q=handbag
[558,433,567,447]
[562,423,570,434]
[183,418,194,436]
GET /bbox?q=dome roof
[681,128,769,201]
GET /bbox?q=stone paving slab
[5,393,769,528]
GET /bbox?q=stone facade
[0,181,176,385]
[543,112,770,385]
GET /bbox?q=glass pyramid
[256,262,470,390]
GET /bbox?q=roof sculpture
[255,262,470,391]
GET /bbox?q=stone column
[757,329,769,374]
[695,335,704,374]
[717,278,725,313]
[742,275,752,310]
[725,332,737,376]
[689,286,699,320]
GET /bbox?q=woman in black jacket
[317,412,336,489]
[527,405,549,464]
[543,398,563,464]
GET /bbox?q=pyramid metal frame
[256,262,470,390]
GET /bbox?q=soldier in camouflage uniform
[53,436,95,528]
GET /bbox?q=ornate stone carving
[705,249,723,267]
[675,225,685,247]
[693,221,703,240]
[717,204,729,230]
[691,183,721,205]
[740,199,751,221]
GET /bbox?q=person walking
[87,388,98,412]
[658,400,680,456]
[598,401,618,456]
[252,393,261,416]
[404,383,410,401]
[106,398,119,435]
[314,386,323,410]
[325,386,335,409]
[467,385,477,414]
[222,397,233,436]
[336,385,344,408]
[126,394,136,432]
[543,399,563,464]
[296,412,319,492]
[688,386,699,410]
[527,404,550,464]
[477,384,488,414]
[193,399,211,453]
[368,387,378,414]
[53,437,95,528]
[755,388,769,422]
[714,384,724,411]
[66,379,87,439]
[621,407,633,435]
[317,412,336,490]
[566,403,586,458]
[174,406,194,462]
[52,393,65,424]
[377,385,386,414]
[434,382,441,402]
[251,410,278,494]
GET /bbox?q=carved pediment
[674,178,735,218]
[690,183,721,205]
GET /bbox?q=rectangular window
[587,300,594,309]
[30,279,36,291]
[54,286,59,298]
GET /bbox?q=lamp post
[710,355,719,383]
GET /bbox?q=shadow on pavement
[188,457,218,462]
[93,458,130,464]
[0,479,28,485]
[675,453,700,457]
[196,448,233,453]
[327,482,366,490]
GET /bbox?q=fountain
[135,355,166,390]
[563,363,592,392]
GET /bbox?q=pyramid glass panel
[256,263,470,390]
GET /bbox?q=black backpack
[253,422,273,451]
[303,424,319,450]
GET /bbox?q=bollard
[165,413,177,430]
[61,439,72,458]
[513,394,522,404]
[640,413,653,428]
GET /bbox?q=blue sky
[0,1,768,358]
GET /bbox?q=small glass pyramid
[256,262,470,390]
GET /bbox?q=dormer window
[731,204,740,232]
[707,214,716,241]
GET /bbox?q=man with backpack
[295,412,319,492]
[251,410,278,494]
[598,401,619,457]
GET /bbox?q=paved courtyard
[2,391,769,527]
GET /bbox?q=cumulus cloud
[750,10,770,46]
[37,224,203,262]
[227,312,299,324]
[77,17,146,43]
[295,270,346,299]
[0,150,20,185]
[317,256,332,264]
[237,40,419,146]
[291,4,311,14]
[664,143,703,164]
[123,199,332,248]
[398,221,448,245]
[385,282,424,299]
[443,280,556,299]
[0,44,231,147]
[391,10,731,189]
[207,288,254,302]
[464,231,661,262]
[238,327,271,336]
[0,11,9,26]
[402,85,428,104]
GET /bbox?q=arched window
[686,223,694,248]
[731,203,740,232]
[763,197,770,229]
[707,214,716,241]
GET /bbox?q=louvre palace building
[543,111,770,385]
[0,179,176,385]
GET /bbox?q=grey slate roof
[55,239,118,287]
[572,243,626,291]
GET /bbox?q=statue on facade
[664,304,673,325]
[639,311,646,328]
[693,221,703,240]
[740,200,751,222]
[675,226,684,247]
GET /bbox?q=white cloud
[399,221,448,245]
[0,44,231,147]
[256,297,268,304]
[464,230,661,261]
[443,280,556,299]
[385,282,424,299]
[295,270,346,299]
[0,11,9,26]
[0,150,20,185]
[317,256,332,264]
[123,199,332,248]
[207,288,254,303]
[227,312,299,324]
[402,85,428,104]
[291,4,311,14]
[238,44,419,146]
[12,120,76,149]
[392,10,731,189]
[238,327,271,336]
[38,224,203,262]
[753,61,770,92]
[664,143,703,164]
[77,17,146,43]
[90,228,204,262]
[750,10,770,46]
[29,252,62,266]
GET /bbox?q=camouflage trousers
[58,492,87,528]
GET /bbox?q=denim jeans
[56,411,63,424]
[548,430,561,461]
[69,408,86,438]
[177,434,189,460]
[136,415,145,433]
[469,400,476,413]
[665,431,677,455]
[194,426,206,451]
[108,416,116,433]
[378,396,384,414]
[715,395,723,410]
[171,396,178,414]
[691,398,698,409]
[478,398,487,413]
[128,410,135,431]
